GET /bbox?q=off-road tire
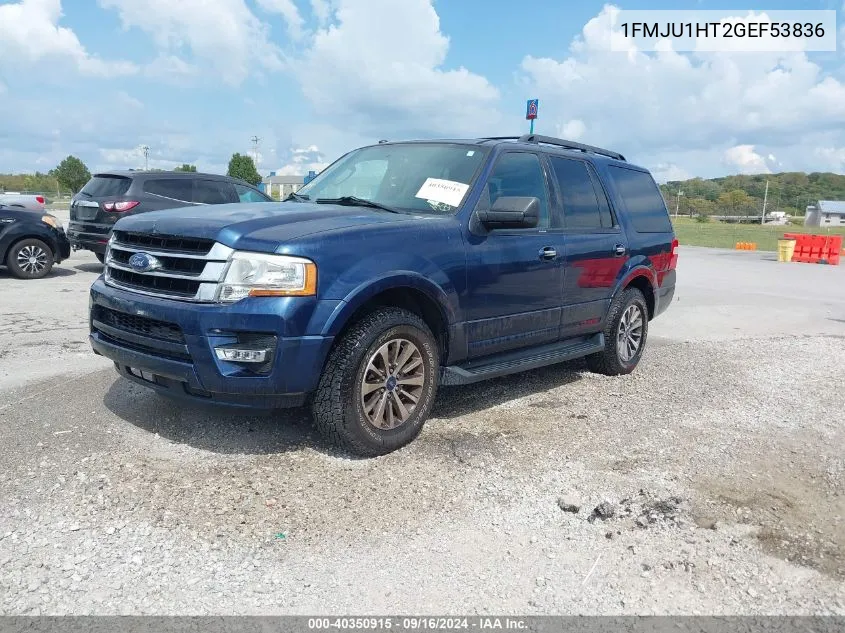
[586,287,648,376]
[6,238,54,279]
[312,307,440,457]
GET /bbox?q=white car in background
[0,192,46,211]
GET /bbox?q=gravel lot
[1,245,843,615]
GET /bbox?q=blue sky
[1,0,844,181]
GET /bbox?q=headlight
[42,215,62,231]
[217,252,317,302]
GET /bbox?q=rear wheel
[312,307,440,456]
[95,252,105,264]
[586,287,648,376]
[6,238,54,279]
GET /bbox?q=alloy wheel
[16,245,49,275]
[360,338,425,430]
[616,304,644,363]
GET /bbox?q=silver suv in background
[68,171,272,262]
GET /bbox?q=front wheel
[586,287,649,376]
[6,238,54,279]
[312,307,440,456]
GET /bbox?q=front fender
[319,271,456,338]
[0,224,60,261]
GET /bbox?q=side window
[144,179,192,203]
[549,157,602,229]
[607,167,673,233]
[484,152,549,228]
[193,180,236,205]
[234,183,270,203]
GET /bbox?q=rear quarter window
[80,176,131,197]
[144,179,193,203]
[607,166,673,233]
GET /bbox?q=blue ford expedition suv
[89,135,677,456]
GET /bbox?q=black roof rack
[517,134,626,161]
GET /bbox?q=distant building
[805,200,845,227]
[260,169,322,199]
[261,173,305,199]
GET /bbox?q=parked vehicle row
[1,172,271,277]
[68,171,271,262]
[85,134,678,456]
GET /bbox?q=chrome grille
[104,232,233,302]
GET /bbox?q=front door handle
[539,246,557,260]
[613,244,627,257]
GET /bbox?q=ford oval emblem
[128,252,162,273]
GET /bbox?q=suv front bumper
[89,278,338,409]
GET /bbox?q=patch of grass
[671,217,845,251]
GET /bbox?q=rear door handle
[613,244,627,257]
[539,246,557,260]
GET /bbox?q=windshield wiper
[285,192,310,202]
[315,196,400,214]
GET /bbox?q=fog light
[214,347,269,363]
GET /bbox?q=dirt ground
[0,245,843,614]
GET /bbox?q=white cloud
[651,163,693,183]
[273,145,329,176]
[556,119,587,140]
[310,0,330,24]
[723,145,772,174]
[99,0,285,85]
[294,0,501,137]
[814,146,845,170]
[144,55,198,82]
[256,0,305,39]
[520,5,845,177]
[0,0,137,77]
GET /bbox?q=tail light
[669,238,679,270]
[103,201,140,212]
[35,195,45,204]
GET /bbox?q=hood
[112,201,417,251]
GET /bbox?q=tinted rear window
[607,167,673,233]
[194,180,237,204]
[80,176,131,197]
[144,179,193,203]
[550,157,612,229]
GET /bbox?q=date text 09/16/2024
[307,618,528,631]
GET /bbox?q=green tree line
[1,152,261,197]
[659,172,845,218]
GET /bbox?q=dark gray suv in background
[68,171,271,261]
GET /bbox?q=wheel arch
[615,267,656,320]
[321,274,453,360]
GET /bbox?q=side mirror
[477,196,539,229]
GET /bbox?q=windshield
[296,143,489,214]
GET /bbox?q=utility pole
[251,136,261,173]
[761,179,769,225]
[140,145,150,171]
[675,188,683,218]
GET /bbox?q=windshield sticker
[415,178,470,208]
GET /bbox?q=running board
[440,334,605,386]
